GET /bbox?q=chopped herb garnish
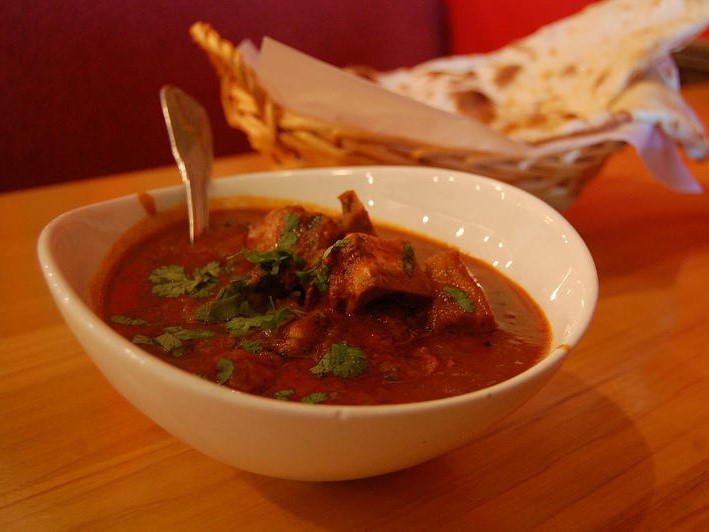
[283,212,301,232]
[322,238,350,261]
[237,214,303,275]
[225,301,295,337]
[273,389,295,401]
[239,339,264,353]
[149,262,221,298]
[132,334,153,346]
[215,357,235,384]
[153,329,185,354]
[443,286,476,313]
[311,341,368,378]
[110,315,148,326]
[278,231,298,250]
[132,326,215,357]
[301,391,330,404]
[298,238,350,292]
[402,242,415,276]
[241,248,296,275]
[277,213,301,249]
[195,279,253,323]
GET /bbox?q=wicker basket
[190,22,624,210]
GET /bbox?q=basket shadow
[565,177,709,295]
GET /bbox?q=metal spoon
[160,85,213,243]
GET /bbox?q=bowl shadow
[242,371,655,530]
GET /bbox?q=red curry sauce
[96,196,550,405]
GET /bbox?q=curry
[95,191,550,405]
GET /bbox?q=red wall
[1,1,447,191]
[445,0,708,54]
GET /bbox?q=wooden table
[2,84,709,530]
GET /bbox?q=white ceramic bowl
[38,166,597,481]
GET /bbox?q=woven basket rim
[189,21,626,210]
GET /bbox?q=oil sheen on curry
[96,191,551,405]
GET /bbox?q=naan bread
[373,0,709,157]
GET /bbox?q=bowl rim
[37,165,598,416]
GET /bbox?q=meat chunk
[425,250,496,333]
[326,232,434,313]
[246,205,342,264]
[246,206,298,250]
[277,310,329,357]
[339,190,376,235]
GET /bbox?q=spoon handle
[160,85,213,243]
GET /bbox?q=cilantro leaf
[215,357,235,384]
[149,262,221,298]
[443,286,476,313]
[132,326,215,357]
[298,238,350,292]
[283,212,301,232]
[322,238,350,261]
[239,214,302,275]
[310,341,368,378]
[132,334,153,345]
[224,301,295,337]
[162,326,216,341]
[190,262,223,297]
[154,329,185,354]
[195,279,253,323]
[277,212,301,250]
[110,315,148,326]
[300,391,330,404]
[239,339,264,353]
[278,231,298,250]
[241,248,296,275]
[273,389,295,401]
[149,265,187,297]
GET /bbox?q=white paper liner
[244,37,704,193]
